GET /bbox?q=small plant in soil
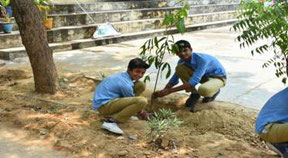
[59,77,69,84]
[147,108,183,149]
[0,5,11,23]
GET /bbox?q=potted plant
[0,0,12,17]
[0,5,13,33]
[35,0,53,30]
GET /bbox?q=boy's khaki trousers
[176,64,226,97]
[98,81,147,123]
[260,123,288,143]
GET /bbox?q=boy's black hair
[175,40,192,51]
[128,58,150,70]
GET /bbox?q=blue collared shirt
[255,87,288,133]
[92,72,135,109]
[169,52,226,86]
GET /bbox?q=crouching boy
[255,87,288,157]
[92,58,150,134]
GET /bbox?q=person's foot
[266,142,288,158]
[101,118,124,135]
[202,90,220,103]
[185,93,200,112]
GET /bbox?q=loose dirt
[0,67,277,158]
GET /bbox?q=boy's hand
[137,110,154,121]
[152,89,171,98]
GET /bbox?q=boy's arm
[153,58,208,97]
[167,83,193,93]
[153,83,193,97]
[188,57,208,86]
[120,85,135,97]
[164,83,174,89]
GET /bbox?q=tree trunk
[11,0,59,94]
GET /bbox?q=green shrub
[233,0,288,83]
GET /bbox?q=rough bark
[11,0,58,94]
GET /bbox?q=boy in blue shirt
[93,58,150,134]
[153,40,226,112]
[255,87,288,157]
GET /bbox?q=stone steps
[51,1,239,14]
[0,0,240,60]
[0,19,237,60]
[0,11,236,49]
[53,0,168,4]
[51,0,240,12]
[51,7,181,28]
[189,3,238,14]
[3,0,240,30]
[51,1,170,13]
[7,3,239,31]
[187,0,240,5]
[50,3,238,28]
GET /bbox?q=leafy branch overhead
[232,0,288,84]
[140,1,190,92]
[163,3,190,34]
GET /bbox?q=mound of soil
[0,69,30,82]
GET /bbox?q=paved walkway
[2,26,286,110]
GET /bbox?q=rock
[128,134,137,140]
[40,129,47,136]
[64,116,70,120]
[172,150,178,154]
[118,150,128,156]
[144,151,151,155]
[45,121,57,129]
[116,136,125,140]
[158,151,164,155]
[218,152,223,156]
[161,138,170,148]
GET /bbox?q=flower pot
[2,23,13,33]
[4,6,12,17]
[43,18,53,30]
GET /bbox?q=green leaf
[163,14,174,26]
[184,4,190,10]
[177,18,185,34]
[166,64,171,79]
[154,36,159,48]
[158,37,166,43]
[178,8,188,18]
[140,45,146,56]
[172,44,179,54]
[144,75,151,83]
[161,62,168,71]
[148,56,155,66]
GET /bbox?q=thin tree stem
[150,35,169,107]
